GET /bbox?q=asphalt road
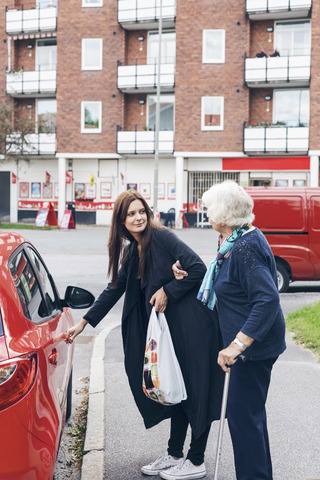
[8,226,320,480]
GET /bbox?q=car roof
[0,232,27,263]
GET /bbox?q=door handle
[48,348,58,366]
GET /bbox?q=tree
[0,100,35,160]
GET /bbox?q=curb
[80,319,120,480]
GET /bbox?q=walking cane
[213,367,231,480]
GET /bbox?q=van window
[253,195,306,232]
[310,196,320,231]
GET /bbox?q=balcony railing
[6,68,56,97]
[243,123,309,154]
[246,0,312,20]
[117,125,174,154]
[6,2,57,35]
[118,0,176,29]
[245,54,311,87]
[117,61,175,93]
[6,133,56,155]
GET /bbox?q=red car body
[0,232,92,480]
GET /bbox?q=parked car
[246,187,320,292]
[0,231,94,480]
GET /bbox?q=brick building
[0,0,319,225]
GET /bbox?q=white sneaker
[160,459,206,480]
[141,454,184,476]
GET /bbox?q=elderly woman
[174,181,286,480]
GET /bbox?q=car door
[8,245,74,449]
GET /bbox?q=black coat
[84,228,224,439]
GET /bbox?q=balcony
[118,0,176,30]
[6,2,57,35]
[117,126,174,154]
[244,124,309,155]
[117,62,175,93]
[246,0,312,20]
[6,133,56,155]
[245,54,311,88]
[6,68,56,97]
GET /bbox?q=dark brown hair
[108,190,158,287]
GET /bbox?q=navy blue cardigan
[215,228,286,361]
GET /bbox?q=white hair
[202,181,255,228]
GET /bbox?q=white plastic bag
[142,307,187,405]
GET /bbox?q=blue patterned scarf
[197,226,250,310]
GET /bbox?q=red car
[0,232,94,480]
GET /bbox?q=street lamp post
[153,0,163,214]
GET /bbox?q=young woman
[67,190,224,480]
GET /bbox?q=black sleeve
[83,259,128,328]
[159,230,207,302]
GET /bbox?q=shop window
[201,96,224,131]
[202,30,225,63]
[189,171,239,204]
[81,101,102,133]
[81,39,103,70]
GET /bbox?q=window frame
[272,88,310,127]
[274,19,311,57]
[81,38,103,71]
[201,96,224,131]
[81,101,102,134]
[202,29,226,64]
[82,0,103,7]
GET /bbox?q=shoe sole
[159,471,206,480]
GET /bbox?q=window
[147,95,175,131]
[9,249,60,324]
[37,99,57,133]
[147,31,176,64]
[81,39,103,70]
[82,0,103,6]
[36,38,57,71]
[202,30,225,63]
[274,21,311,56]
[201,96,224,130]
[189,172,239,203]
[273,89,309,127]
[81,101,102,133]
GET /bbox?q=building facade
[0,0,319,225]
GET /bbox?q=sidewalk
[81,315,320,480]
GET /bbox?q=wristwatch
[233,337,247,351]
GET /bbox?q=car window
[27,248,60,317]
[9,250,47,323]
[0,313,3,336]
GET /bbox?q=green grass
[0,223,58,230]
[286,302,320,359]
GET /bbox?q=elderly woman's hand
[172,260,188,280]
[218,343,243,373]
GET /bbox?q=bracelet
[233,337,247,351]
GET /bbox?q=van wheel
[276,263,289,293]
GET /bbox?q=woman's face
[124,199,148,239]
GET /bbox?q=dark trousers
[167,404,211,466]
[227,357,278,480]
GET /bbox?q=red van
[245,188,320,292]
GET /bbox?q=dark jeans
[227,357,278,480]
[167,404,211,466]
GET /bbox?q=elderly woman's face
[209,218,221,232]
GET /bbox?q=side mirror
[63,286,95,309]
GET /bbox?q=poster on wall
[85,183,96,199]
[31,182,41,199]
[75,183,85,200]
[101,182,112,198]
[127,183,138,191]
[158,183,165,200]
[19,182,29,198]
[168,183,176,200]
[139,183,151,199]
[43,182,53,199]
